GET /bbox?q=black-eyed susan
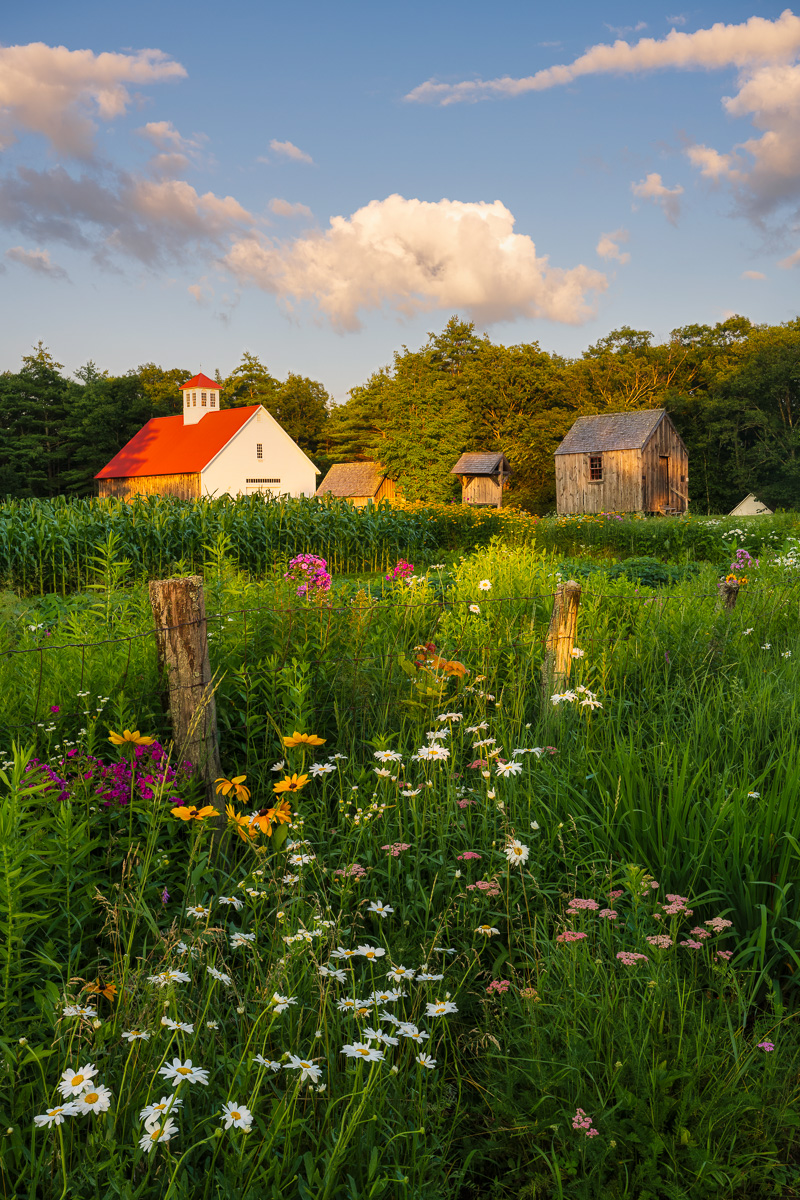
[249,798,292,835]
[85,979,117,1003]
[215,775,251,803]
[170,804,216,821]
[273,773,308,795]
[108,729,155,747]
[225,803,257,841]
[283,731,326,748]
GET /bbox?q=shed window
[589,454,603,481]
[256,443,263,459]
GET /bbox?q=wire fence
[2,580,798,760]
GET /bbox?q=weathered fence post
[541,580,582,700]
[719,579,740,611]
[149,576,223,814]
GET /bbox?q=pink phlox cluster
[27,741,190,808]
[616,951,648,965]
[757,1040,774,1052]
[731,547,759,572]
[284,554,332,597]
[382,843,411,857]
[486,980,511,995]
[457,799,477,808]
[556,931,588,944]
[385,560,414,583]
[333,863,367,879]
[466,879,501,897]
[599,909,617,920]
[679,939,703,950]
[690,926,711,940]
[608,889,624,900]
[661,894,693,916]
[567,898,599,912]
[705,917,733,933]
[572,1108,599,1138]
[467,759,489,769]
[457,851,482,861]
[716,950,733,962]
[646,934,673,949]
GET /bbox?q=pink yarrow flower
[457,851,482,861]
[556,931,588,944]
[572,1108,599,1138]
[616,951,648,966]
[757,1041,774,1052]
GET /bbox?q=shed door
[656,457,669,510]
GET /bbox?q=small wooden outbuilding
[316,461,397,506]
[729,493,772,516]
[451,452,511,508]
[554,409,688,515]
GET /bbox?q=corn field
[0,494,539,595]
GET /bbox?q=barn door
[656,456,670,511]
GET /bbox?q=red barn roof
[95,406,260,479]
[180,373,220,391]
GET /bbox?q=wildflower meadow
[2,505,800,1199]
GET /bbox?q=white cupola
[180,373,221,425]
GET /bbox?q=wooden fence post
[719,579,739,611]
[541,580,582,699]
[149,576,223,813]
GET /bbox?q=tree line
[1,313,798,512]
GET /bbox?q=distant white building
[729,493,773,516]
[96,372,319,500]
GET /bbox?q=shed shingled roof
[555,410,668,455]
[450,451,511,475]
[316,461,387,498]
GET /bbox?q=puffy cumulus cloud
[269,139,313,164]
[685,143,743,182]
[631,173,683,223]
[136,120,207,176]
[596,228,630,263]
[741,269,766,279]
[224,194,607,331]
[0,43,185,156]
[405,11,800,104]
[269,198,312,218]
[779,247,800,268]
[0,165,255,267]
[6,245,69,280]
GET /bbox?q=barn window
[246,478,280,484]
[256,443,263,459]
[192,393,197,406]
[201,392,207,407]
[210,393,216,407]
[589,454,603,481]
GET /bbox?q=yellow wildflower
[283,732,326,748]
[273,773,309,795]
[215,775,251,803]
[171,804,216,821]
[108,729,155,747]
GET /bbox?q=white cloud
[596,228,630,262]
[685,143,742,181]
[269,139,313,164]
[631,173,684,223]
[666,15,687,27]
[604,21,647,38]
[0,43,185,156]
[405,12,800,105]
[224,194,607,331]
[6,245,69,280]
[778,247,800,268]
[269,198,312,218]
[0,165,255,267]
[741,269,766,279]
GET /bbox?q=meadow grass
[2,534,800,1198]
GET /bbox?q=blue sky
[2,2,799,398]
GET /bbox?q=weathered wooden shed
[315,461,397,506]
[451,452,512,508]
[554,409,688,515]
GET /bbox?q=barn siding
[98,473,201,502]
[641,417,688,512]
[463,475,503,506]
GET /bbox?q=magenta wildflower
[486,980,511,995]
[457,851,482,861]
[757,1041,774,1052]
[572,1108,599,1138]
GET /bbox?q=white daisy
[207,966,232,986]
[475,925,501,936]
[425,1000,458,1016]
[367,901,394,919]
[341,1042,384,1062]
[140,1096,183,1128]
[504,839,530,867]
[319,966,348,983]
[220,1101,253,1130]
[121,1029,150,1042]
[34,1104,78,1127]
[161,1017,194,1033]
[186,905,212,919]
[356,944,386,960]
[218,895,243,911]
[138,1117,178,1153]
[158,1058,210,1086]
[74,1083,113,1118]
[58,1064,98,1098]
[271,993,298,1014]
[386,964,414,982]
[496,761,523,778]
[284,1055,323,1083]
[253,1055,282,1071]
[231,931,256,949]
[478,580,492,591]
[416,1053,437,1069]
[62,1005,96,1018]
[398,1023,429,1043]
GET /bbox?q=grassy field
[2,510,800,1198]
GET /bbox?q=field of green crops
[2,506,800,1199]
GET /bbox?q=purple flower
[757,1041,774,1052]
[161,888,170,905]
[50,705,60,714]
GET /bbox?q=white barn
[96,372,319,501]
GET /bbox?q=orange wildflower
[108,729,155,746]
[225,804,257,841]
[283,732,326,748]
[249,799,292,836]
[215,775,251,803]
[171,804,217,821]
[273,773,309,795]
[85,979,117,1002]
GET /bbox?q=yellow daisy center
[71,1074,84,1086]
[231,1110,241,1120]
[84,1092,99,1104]
[150,1128,163,1141]
[356,1048,369,1056]
[176,1067,192,1075]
